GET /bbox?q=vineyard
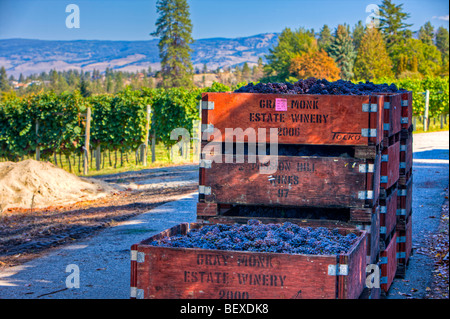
[0,77,448,175]
[0,82,232,173]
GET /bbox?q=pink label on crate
[275,98,288,111]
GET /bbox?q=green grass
[412,115,449,134]
[10,142,197,177]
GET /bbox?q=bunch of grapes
[234,77,404,95]
[149,219,359,255]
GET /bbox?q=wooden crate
[396,214,413,278]
[380,139,400,190]
[380,232,398,293]
[130,218,368,299]
[201,92,386,146]
[380,184,398,243]
[198,153,381,210]
[400,91,413,130]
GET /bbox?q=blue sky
[0,0,448,40]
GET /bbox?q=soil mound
[0,159,118,211]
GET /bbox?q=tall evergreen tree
[79,72,91,97]
[318,25,333,51]
[0,66,10,91]
[435,26,449,64]
[378,0,412,50]
[241,62,251,82]
[352,20,365,51]
[327,24,356,80]
[151,0,194,88]
[354,27,393,80]
[418,21,434,46]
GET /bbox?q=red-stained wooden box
[380,232,397,293]
[201,92,386,146]
[130,218,368,299]
[380,140,400,190]
[396,214,413,278]
[198,154,381,210]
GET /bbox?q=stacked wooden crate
[130,89,414,299]
[396,92,414,278]
[195,91,412,297]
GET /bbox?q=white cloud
[432,14,449,21]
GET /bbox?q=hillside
[0,33,279,77]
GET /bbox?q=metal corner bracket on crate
[328,264,349,276]
[358,190,374,200]
[358,163,374,173]
[362,103,378,112]
[361,128,377,138]
[199,185,212,195]
[130,287,144,299]
[200,159,212,168]
[131,250,145,263]
[201,101,214,110]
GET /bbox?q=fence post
[83,107,91,175]
[95,145,101,171]
[143,105,150,166]
[151,106,156,163]
[424,90,430,132]
[35,119,40,161]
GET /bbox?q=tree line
[263,0,448,83]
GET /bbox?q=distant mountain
[0,33,279,77]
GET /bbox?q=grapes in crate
[234,77,405,95]
[149,219,358,255]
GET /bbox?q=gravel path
[0,131,448,299]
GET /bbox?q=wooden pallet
[130,218,368,299]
